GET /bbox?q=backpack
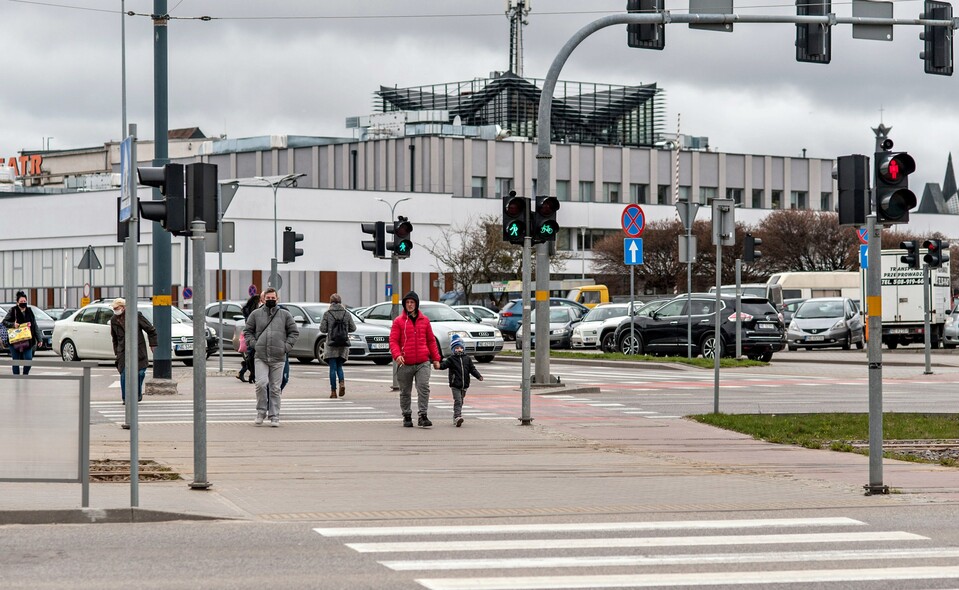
[328,311,350,347]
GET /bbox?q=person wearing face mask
[109,298,158,404]
[438,334,483,427]
[242,287,298,427]
[3,291,41,375]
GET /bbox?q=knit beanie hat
[450,334,464,351]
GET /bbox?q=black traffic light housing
[502,191,528,245]
[361,221,387,258]
[744,233,763,263]
[835,154,870,226]
[923,238,950,268]
[137,163,187,235]
[796,0,832,64]
[874,144,917,225]
[920,0,954,76]
[387,216,414,258]
[627,0,665,50]
[900,240,920,269]
[282,226,304,263]
[532,196,560,244]
[186,162,218,233]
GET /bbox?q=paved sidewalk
[4,361,959,524]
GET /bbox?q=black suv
[612,294,785,361]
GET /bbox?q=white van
[767,272,861,301]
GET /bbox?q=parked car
[781,298,807,329]
[592,299,672,353]
[945,303,959,349]
[203,300,248,350]
[787,297,864,351]
[571,303,630,349]
[44,308,77,321]
[278,302,393,365]
[452,305,499,327]
[357,300,504,362]
[53,301,216,365]
[0,303,55,353]
[515,307,583,349]
[613,294,785,361]
[497,298,589,341]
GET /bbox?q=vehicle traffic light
[502,191,528,245]
[874,149,916,225]
[137,163,187,235]
[282,226,304,263]
[743,233,762,263]
[923,239,950,268]
[361,221,386,258]
[920,0,953,76]
[795,0,831,64]
[186,162,218,233]
[532,196,560,243]
[627,0,665,50]
[387,216,413,258]
[900,240,920,269]
[834,154,870,226]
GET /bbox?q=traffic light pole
[865,128,888,496]
[189,220,211,490]
[122,125,140,506]
[924,264,933,375]
[150,2,172,382]
[390,253,400,391]
[520,237,532,424]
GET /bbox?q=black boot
[418,414,432,428]
[402,414,413,428]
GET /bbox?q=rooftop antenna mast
[506,0,531,76]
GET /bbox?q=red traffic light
[536,196,560,216]
[877,153,915,185]
[393,216,413,239]
[506,197,526,216]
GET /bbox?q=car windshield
[532,309,571,323]
[583,306,627,322]
[137,305,191,323]
[795,300,845,319]
[31,307,54,321]
[741,301,779,317]
[420,305,467,322]
[635,300,668,316]
[301,304,330,323]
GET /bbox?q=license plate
[758,322,776,330]
[176,343,193,351]
[370,343,389,350]
[806,336,825,342]
[476,341,495,350]
[889,328,910,334]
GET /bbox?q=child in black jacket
[439,334,483,427]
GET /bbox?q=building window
[657,185,670,205]
[821,191,832,211]
[630,183,648,204]
[726,188,743,205]
[557,228,572,251]
[790,190,807,210]
[578,181,594,202]
[678,186,692,202]
[471,176,486,198]
[602,182,621,203]
[555,180,570,201]
[752,189,764,208]
[576,228,617,251]
[699,187,717,203]
[495,177,513,199]
[771,190,783,209]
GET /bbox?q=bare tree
[755,210,858,273]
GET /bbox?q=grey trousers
[254,358,284,419]
[398,362,431,417]
[451,387,466,418]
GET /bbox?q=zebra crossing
[313,516,959,589]
[91,398,394,424]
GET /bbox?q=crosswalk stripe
[314,517,863,537]
[416,566,959,590]
[345,531,924,553]
[382,546,959,571]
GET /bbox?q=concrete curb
[0,508,227,526]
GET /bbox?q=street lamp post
[375,196,411,392]
[253,173,305,291]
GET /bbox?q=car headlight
[448,330,469,340]
[550,328,568,335]
[831,319,846,331]
[492,328,502,338]
[788,323,801,334]
[349,334,363,343]
[572,327,582,337]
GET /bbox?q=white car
[53,301,215,366]
[451,305,499,327]
[570,303,631,350]
[357,301,504,362]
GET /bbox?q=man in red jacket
[389,291,441,428]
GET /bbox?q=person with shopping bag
[2,291,41,375]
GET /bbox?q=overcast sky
[2,0,956,188]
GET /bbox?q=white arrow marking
[628,240,639,263]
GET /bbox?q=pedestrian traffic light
[361,221,386,258]
[387,216,414,258]
[532,196,560,243]
[900,240,920,269]
[874,147,916,225]
[502,191,528,245]
[795,0,832,64]
[743,233,762,263]
[920,0,953,76]
[186,162,218,233]
[834,154,870,226]
[923,239,950,268]
[137,163,188,235]
[282,226,304,263]
[627,0,665,50]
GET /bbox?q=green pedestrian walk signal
[502,191,528,245]
[387,216,413,259]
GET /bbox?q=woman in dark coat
[2,290,40,375]
[319,293,356,398]
[109,298,158,403]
